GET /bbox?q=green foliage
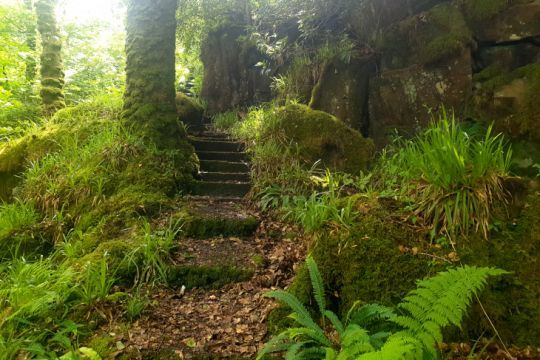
[62,22,125,105]
[126,218,182,286]
[76,256,116,305]
[212,111,240,131]
[381,110,511,240]
[125,292,147,321]
[260,257,506,359]
[0,3,40,128]
[0,201,39,240]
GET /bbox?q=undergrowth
[260,256,507,359]
[0,93,196,358]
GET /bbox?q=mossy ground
[278,190,540,346]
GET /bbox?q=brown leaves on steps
[123,220,306,359]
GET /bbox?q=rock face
[201,0,540,166]
[470,0,540,43]
[369,50,473,145]
[201,25,271,114]
[309,57,376,135]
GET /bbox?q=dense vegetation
[0,0,538,359]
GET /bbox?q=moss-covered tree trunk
[124,0,183,147]
[35,0,65,114]
[24,0,37,82]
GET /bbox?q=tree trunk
[35,0,65,115]
[24,0,37,82]
[124,0,183,147]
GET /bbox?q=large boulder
[200,25,271,114]
[269,104,375,173]
[309,57,376,135]
[346,0,445,43]
[463,0,540,43]
[369,50,473,147]
[473,63,540,141]
[377,3,471,69]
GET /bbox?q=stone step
[191,181,251,198]
[199,171,251,182]
[190,138,244,152]
[198,131,230,140]
[170,199,260,238]
[199,160,249,173]
[197,151,247,162]
[168,264,253,290]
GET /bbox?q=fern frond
[285,341,310,360]
[325,347,337,360]
[338,324,375,358]
[265,290,322,333]
[288,327,333,347]
[256,331,292,360]
[297,347,327,360]
[306,255,326,315]
[348,304,396,327]
[393,266,507,353]
[356,332,421,360]
[324,310,344,335]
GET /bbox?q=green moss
[173,209,260,239]
[420,4,471,65]
[269,104,374,174]
[286,192,540,345]
[168,265,253,289]
[379,3,470,67]
[462,0,509,21]
[86,335,115,358]
[77,239,137,280]
[176,93,204,128]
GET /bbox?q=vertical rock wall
[200,25,271,114]
[201,0,540,162]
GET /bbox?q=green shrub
[382,110,511,240]
[259,256,506,359]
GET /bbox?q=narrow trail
[121,126,304,358]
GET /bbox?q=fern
[306,255,326,315]
[391,266,507,357]
[258,258,506,360]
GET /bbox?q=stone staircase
[189,127,251,198]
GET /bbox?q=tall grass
[385,110,511,240]
[212,111,240,132]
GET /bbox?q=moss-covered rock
[176,93,204,129]
[286,190,540,346]
[473,63,540,146]
[267,104,374,174]
[379,3,471,68]
[462,0,540,42]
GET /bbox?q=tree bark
[35,0,65,114]
[124,0,183,147]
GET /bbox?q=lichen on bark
[123,0,184,148]
[35,0,65,114]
